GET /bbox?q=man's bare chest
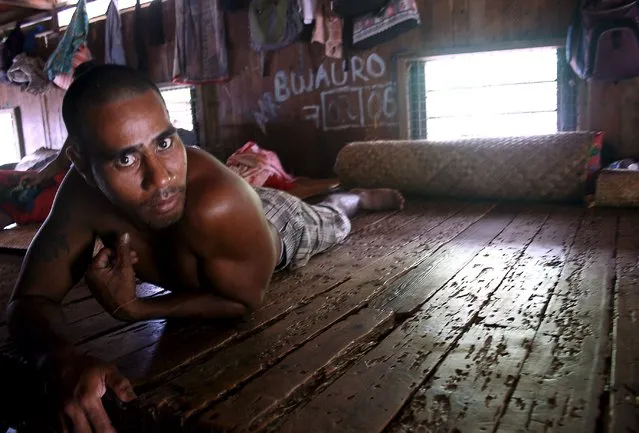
[96,225,202,292]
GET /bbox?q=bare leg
[0,209,14,229]
[318,188,405,218]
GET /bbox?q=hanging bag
[567,0,639,81]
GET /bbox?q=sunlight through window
[424,47,559,140]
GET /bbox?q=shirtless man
[6,65,404,433]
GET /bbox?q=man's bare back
[6,65,403,433]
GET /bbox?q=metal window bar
[408,60,427,139]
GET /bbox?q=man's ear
[66,138,96,187]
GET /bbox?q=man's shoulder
[51,169,112,224]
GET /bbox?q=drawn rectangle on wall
[321,87,365,131]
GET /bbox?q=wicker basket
[595,169,639,207]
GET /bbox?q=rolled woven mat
[595,169,639,207]
[335,133,600,201]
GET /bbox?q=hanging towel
[52,44,92,90]
[299,0,316,24]
[148,0,166,46]
[173,0,229,84]
[105,0,127,65]
[44,0,88,81]
[134,0,148,71]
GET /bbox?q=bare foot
[351,188,405,211]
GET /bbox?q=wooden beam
[0,0,58,10]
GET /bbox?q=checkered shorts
[255,187,352,270]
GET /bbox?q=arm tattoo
[34,206,71,263]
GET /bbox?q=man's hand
[85,233,139,321]
[42,351,136,433]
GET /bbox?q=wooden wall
[5,0,638,175]
[0,77,66,155]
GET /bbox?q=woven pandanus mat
[335,133,598,201]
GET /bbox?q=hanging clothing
[134,0,148,71]
[44,0,88,81]
[312,0,343,59]
[299,0,316,24]
[173,0,229,84]
[148,0,166,46]
[51,44,92,90]
[105,0,127,65]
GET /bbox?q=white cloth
[300,0,316,24]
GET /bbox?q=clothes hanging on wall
[51,44,92,90]
[105,0,127,65]
[148,0,166,46]
[351,0,421,50]
[44,0,88,81]
[312,0,343,59]
[7,53,50,95]
[1,23,25,82]
[299,0,316,24]
[134,0,148,71]
[173,0,229,84]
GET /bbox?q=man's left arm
[123,184,278,321]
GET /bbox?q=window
[57,0,153,28]
[406,46,576,140]
[160,86,195,132]
[0,109,22,165]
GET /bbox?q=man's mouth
[147,188,184,214]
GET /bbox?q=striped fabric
[255,187,351,270]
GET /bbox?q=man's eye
[158,137,173,150]
[117,154,136,167]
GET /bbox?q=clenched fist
[85,233,140,321]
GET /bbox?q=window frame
[158,84,198,141]
[0,107,24,165]
[396,38,577,140]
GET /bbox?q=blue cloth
[105,0,127,65]
[44,0,88,80]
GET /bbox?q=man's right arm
[7,173,95,366]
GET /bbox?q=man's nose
[143,154,171,190]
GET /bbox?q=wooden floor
[0,200,638,433]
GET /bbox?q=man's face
[83,90,188,229]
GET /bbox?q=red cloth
[226,142,296,190]
[0,170,66,225]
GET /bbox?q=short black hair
[62,64,163,152]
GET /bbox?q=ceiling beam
[0,0,61,11]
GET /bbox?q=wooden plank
[271,206,548,433]
[431,0,454,48]
[452,0,469,46]
[372,204,535,315]
[495,210,616,433]
[385,207,582,432]
[610,212,639,433]
[0,0,55,10]
[107,204,492,386]
[388,325,533,433]
[467,0,487,45]
[168,308,394,432]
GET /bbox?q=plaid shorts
[255,187,351,270]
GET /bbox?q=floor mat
[0,224,39,251]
